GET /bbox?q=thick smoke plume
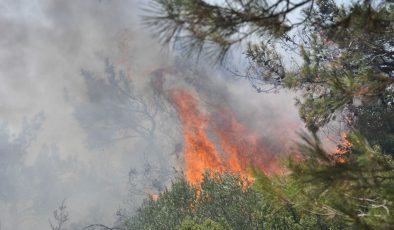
[0,0,302,229]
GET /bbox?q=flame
[210,108,281,176]
[333,132,352,164]
[170,89,223,184]
[170,89,282,184]
[147,191,159,201]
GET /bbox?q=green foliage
[312,2,392,114]
[176,217,231,230]
[141,1,394,229]
[125,177,196,229]
[252,132,394,229]
[251,0,393,152]
[145,0,312,61]
[124,173,344,230]
[144,0,394,149]
[355,104,394,154]
[289,6,394,132]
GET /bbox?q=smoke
[0,0,303,229]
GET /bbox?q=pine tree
[253,132,394,229]
[145,0,394,153]
[142,1,394,229]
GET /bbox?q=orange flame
[170,89,224,184]
[147,191,159,201]
[170,89,282,184]
[333,132,352,164]
[210,108,281,176]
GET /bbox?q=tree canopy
[145,0,394,153]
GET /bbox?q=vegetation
[254,132,394,229]
[124,173,346,230]
[122,132,394,229]
[59,1,393,229]
[119,0,394,229]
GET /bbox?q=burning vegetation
[169,88,282,184]
[333,132,353,164]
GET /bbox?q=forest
[0,0,393,229]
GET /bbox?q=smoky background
[0,0,302,229]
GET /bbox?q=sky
[0,1,303,229]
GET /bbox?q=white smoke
[0,1,303,229]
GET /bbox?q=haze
[0,1,302,229]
